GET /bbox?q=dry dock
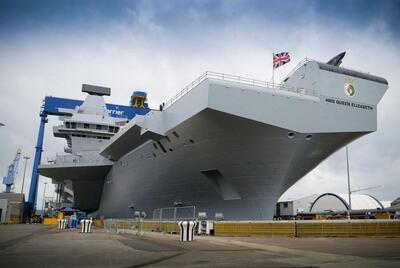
[1,224,400,267]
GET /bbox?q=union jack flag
[273,52,291,69]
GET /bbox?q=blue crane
[2,149,22,193]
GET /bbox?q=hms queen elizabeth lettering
[325,98,374,110]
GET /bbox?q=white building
[310,193,385,213]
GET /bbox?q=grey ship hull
[98,109,363,219]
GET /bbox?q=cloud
[0,0,399,208]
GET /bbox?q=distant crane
[2,149,22,193]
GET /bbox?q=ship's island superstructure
[39,54,388,220]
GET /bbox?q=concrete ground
[0,225,399,267]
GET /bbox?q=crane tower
[2,149,22,193]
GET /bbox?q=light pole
[21,156,30,195]
[42,182,48,216]
[346,146,352,210]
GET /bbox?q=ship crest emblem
[344,79,355,97]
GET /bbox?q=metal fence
[104,218,181,234]
[152,206,196,221]
[104,206,195,235]
[104,218,144,235]
[163,70,319,109]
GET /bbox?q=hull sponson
[97,109,363,219]
[39,164,111,212]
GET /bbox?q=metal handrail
[46,153,110,165]
[163,69,318,109]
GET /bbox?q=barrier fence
[103,219,400,237]
[152,206,195,221]
[214,220,400,237]
[104,219,180,234]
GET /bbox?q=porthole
[306,134,312,140]
[288,132,295,139]
[169,148,173,152]
[189,139,195,144]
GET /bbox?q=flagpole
[272,53,275,88]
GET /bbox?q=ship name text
[325,98,373,111]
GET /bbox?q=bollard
[88,218,93,233]
[58,219,66,229]
[80,218,93,233]
[80,219,85,233]
[178,221,196,241]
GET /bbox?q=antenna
[82,84,111,96]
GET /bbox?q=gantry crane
[2,149,22,193]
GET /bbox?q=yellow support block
[375,213,392,220]
[43,218,59,225]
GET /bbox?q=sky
[0,0,399,209]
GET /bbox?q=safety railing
[45,153,110,165]
[103,207,196,235]
[104,219,181,234]
[152,205,196,221]
[163,69,318,109]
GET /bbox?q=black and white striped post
[80,218,93,233]
[178,221,196,241]
[58,219,66,229]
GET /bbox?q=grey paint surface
[97,108,364,219]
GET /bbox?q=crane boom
[2,149,22,193]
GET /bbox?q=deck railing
[45,153,110,165]
[163,69,318,109]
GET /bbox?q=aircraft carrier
[39,53,388,220]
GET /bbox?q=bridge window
[65,122,70,128]
[114,127,119,133]
[84,123,89,129]
[96,125,102,130]
[71,122,77,129]
[109,126,115,133]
